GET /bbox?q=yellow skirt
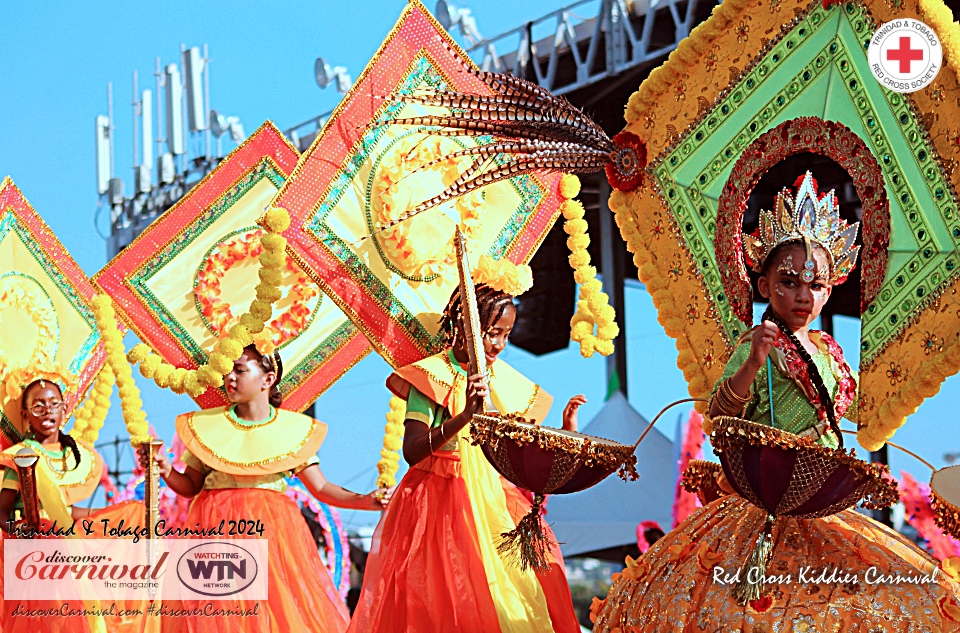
[593,495,960,632]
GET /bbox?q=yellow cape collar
[176,406,327,476]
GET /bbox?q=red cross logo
[886,36,924,74]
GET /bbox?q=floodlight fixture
[210,110,228,138]
[435,1,483,45]
[315,58,352,93]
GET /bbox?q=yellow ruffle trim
[560,174,619,357]
[610,189,712,412]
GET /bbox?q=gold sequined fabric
[594,497,960,632]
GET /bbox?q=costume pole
[13,448,41,530]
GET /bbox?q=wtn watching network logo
[176,542,260,597]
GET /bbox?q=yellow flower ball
[259,250,285,269]
[218,337,244,361]
[559,174,581,199]
[598,323,620,340]
[169,368,189,395]
[567,234,590,252]
[595,339,615,357]
[260,232,287,254]
[209,353,234,375]
[250,300,273,322]
[578,336,597,358]
[568,251,591,269]
[384,435,403,451]
[118,384,139,401]
[573,266,597,285]
[561,199,586,221]
[127,344,152,365]
[227,324,254,347]
[183,372,203,397]
[259,267,284,287]
[153,364,175,388]
[196,365,224,388]
[563,218,588,236]
[255,283,283,304]
[571,321,594,340]
[264,207,291,233]
[139,354,162,379]
[239,313,265,334]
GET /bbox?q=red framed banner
[270,1,564,369]
[0,178,109,446]
[93,122,370,411]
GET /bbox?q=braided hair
[760,305,844,449]
[440,284,515,349]
[21,380,82,469]
[242,344,284,407]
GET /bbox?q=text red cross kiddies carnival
[887,36,924,74]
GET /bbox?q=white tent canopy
[546,392,676,558]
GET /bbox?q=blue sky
[1,1,957,531]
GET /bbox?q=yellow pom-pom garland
[376,396,406,489]
[91,295,151,446]
[559,174,619,358]
[123,207,294,397]
[70,364,114,445]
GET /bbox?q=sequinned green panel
[652,2,960,362]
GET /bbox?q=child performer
[140,344,390,633]
[592,173,960,631]
[347,284,586,633]
[0,372,145,633]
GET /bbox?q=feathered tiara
[743,172,860,285]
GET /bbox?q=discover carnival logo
[868,19,942,93]
[4,538,268,601]
[176,542,259,597]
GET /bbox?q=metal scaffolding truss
[466,0,712,95]
[283,0,713,147]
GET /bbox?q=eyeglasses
[28,401,63,415]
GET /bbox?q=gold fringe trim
[470,412,638,482]
[680,459,722,505]
[931,486,960,542]
[711,416,899,511]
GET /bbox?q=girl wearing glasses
[0,370,145,633]
[347,284,586,633]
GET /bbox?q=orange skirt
[160,488,349,633]
[593,495,960,632]
[347,451,579,633]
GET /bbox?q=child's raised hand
[562,395,587,432]
[749,320,779,368]
[136,442,172,479]
[464,373,489,417]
